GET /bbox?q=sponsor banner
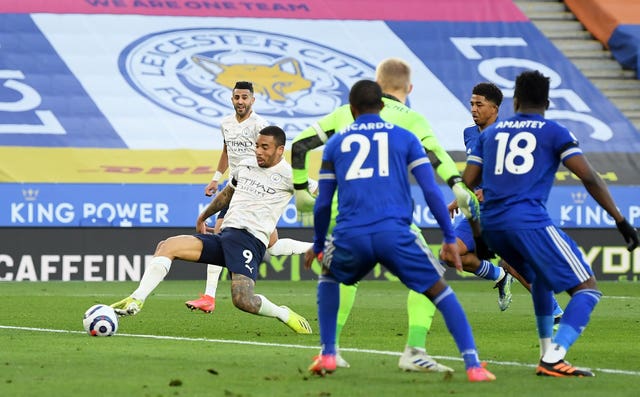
[2,183,638,228]
[0,15,124,148]
[1,147,635,185]
[413,185,640,229]
[0,147,323,183]
[1,12,638,185]
[445,151,638,186]
[11,13,634,154]
[0,228,637,282]
[22,14,472,151]
[387,20,640,153]
[0,147,223,183]
[2,0,528,22]
[548,186,640,228]
[0,183,303,227]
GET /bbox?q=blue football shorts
[453,214,474,252]
[482,225,593,293]
[194,227,266,280]
[323,226,445,293]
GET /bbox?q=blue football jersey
[462,124,481,155]
[468,113,582,230]
[321,113,432,234]
[463,118,499,154]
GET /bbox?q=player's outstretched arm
[292,128,325,189]
[292,110,345,225]
[565,155,639,251]
[311,175,336,259]
[196,184,234,233]
[291,130,324,226]
[412,164,461,270]
[292,107,350,190]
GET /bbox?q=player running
[463,70,639,377]
[305,80,495,382]
[292,58,479,372]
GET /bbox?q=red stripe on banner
[1,0,528,22]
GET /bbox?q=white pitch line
[1,324,638,377]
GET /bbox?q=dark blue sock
[317,275,339,356]
[531,281,554,339]
[433,286,480,368]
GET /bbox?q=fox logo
[192,55,312,103]
[121,28,374,139]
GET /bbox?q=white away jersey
[220,111,270,171]
[222,157,294,247]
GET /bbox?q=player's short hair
[234,81,254,93]
[349,79,383,113]
[375,58,411,93]
[473,82,503,107]
[259,125,286,147]
[514,70,549,107]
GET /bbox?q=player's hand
[452,181,480,221]
[473,235,495,260]
[440,242,461,272]
[295,188,316,227]
[204,180,219,197]
[447,199,459,218]
[303,247,318,270]
[204,225,216,234]
[616,218,639,251]
[196,217,208,234]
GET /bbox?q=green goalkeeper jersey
[291,95,462,232]
[291,95,460,188]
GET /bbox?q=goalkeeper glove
[294,189,316,227]
[616,218,639,251]
[452,180,480,221]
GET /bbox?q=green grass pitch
[1,280,638,397]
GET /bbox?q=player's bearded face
[232,89,255,119]
[255,135,283,168]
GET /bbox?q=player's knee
[154,239,166,254]
[569,277,598,295]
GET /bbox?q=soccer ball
[83,304,118,336]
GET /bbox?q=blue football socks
[317,275,340,356]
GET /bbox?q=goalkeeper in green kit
[292,58,479,372]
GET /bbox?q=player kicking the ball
[185,81,312,314]
[111,126,313,335]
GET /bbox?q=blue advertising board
[1,183,638,228]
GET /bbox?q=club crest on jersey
[270,174,283,183]
[119,28,374,139]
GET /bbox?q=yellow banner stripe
[1,147,322,183]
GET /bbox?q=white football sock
[131,256,172,301]
[204,264,223,297]
[267,238,312,256]
[256,294,288,321]
[542,343,567,363]
[539,337,552,357]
